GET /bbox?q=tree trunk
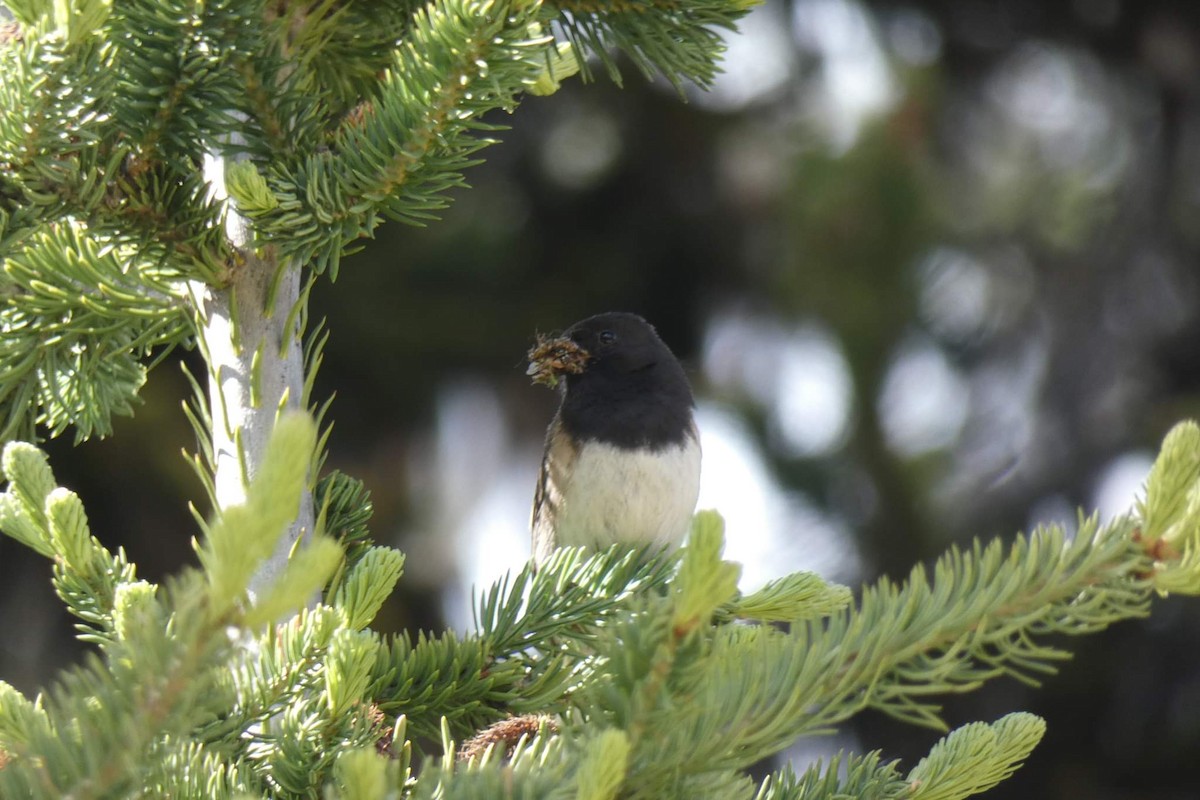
[192,150,313,599]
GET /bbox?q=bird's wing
[531,415,576,565]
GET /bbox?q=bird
[526,312,701,565]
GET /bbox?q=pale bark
[194,151,314,600]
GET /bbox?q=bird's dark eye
[598,330,617,346]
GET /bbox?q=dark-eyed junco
[526,312,701,564]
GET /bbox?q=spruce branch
[244,534,343,627]
[0,440,56,556]
[365,548,674,746]
[256,633,386,797]
[97,162,230,284]
[107,0,253,163]
[196,412,334,621]
[333,546,406,631]
[672,510,741,633]
[4,0,109,43]
[572,728,631,800]
[0,681,55,763]
[0,222,190,442]
[0,29,110,182]
[330,744,408,800]
[266,0,418,118]
[47,487,140,645]
[0,441,138,643]
[317,470,377,590]
[906,713,1045,800]
[539,509,1158,790]
[232,48,292,156]
[254,0,553,276]
[0,573,236,799]
[1138,420,1200,595]
[370,631,527,744]
[755,751,906,800]
[717,570,853,624]
[476,543,676,654]
[527,41,582,96]
[0,416,357,797]
[403,711,1040,800]
[543,0,756,90]
[196,605,342,745]
[1,34,230,285]
[408,726,571,800]
[133,739,258,798]
[754,714,1044,800]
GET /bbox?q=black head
[556,312,695,448]
[563,312,673,377]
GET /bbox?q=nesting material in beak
[526,334,590,388]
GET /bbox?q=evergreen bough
[1,1,1199,797]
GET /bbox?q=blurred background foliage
[4,0,1200,797]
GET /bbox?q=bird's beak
[526,334,590,389]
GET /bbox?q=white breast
[552,437,701,551]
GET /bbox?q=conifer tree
[2,1,1200,798]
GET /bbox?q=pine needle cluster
[1,417,1198,798]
